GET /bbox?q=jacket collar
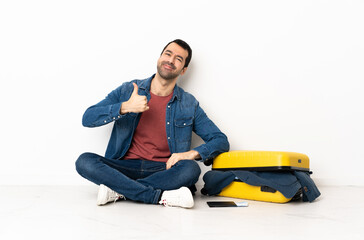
[139,74,181,101]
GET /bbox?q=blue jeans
[75,152,201,204]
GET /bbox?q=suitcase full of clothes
[209,151,311,203]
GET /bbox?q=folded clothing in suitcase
[202,151,320,203]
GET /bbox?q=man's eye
[177,58,182,62]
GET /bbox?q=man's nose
[167,55,176,64]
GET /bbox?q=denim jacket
[82,74,230,161]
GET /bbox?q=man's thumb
[131,82,139,96]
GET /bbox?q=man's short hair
[161,39,192,68]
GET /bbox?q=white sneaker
[159,187,194,208]
[97,184,125,206]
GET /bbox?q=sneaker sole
[97,184,108,206]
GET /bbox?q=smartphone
[207,201,237,207]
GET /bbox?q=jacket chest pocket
[174,118,193,144]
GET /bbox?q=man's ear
[180,67,188,76]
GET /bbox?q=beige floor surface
[0,185,363,240]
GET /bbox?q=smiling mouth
[163,62,176,70]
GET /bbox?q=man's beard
[157,62,183,80]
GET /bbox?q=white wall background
[0,0,363,186]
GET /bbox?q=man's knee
[75,152,99,176]
[178,160,201,179]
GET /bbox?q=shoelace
[159,199,168,206]
[107,188,126,203]
[159,198,181,207]
[160,199,166,206]
[114,194,126,203]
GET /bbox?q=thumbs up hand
[120,83,149,114]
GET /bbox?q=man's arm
[82,81,148,127]
[166,102,229,169]
[191,103,230,161]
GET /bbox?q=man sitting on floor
[76,39,229,208]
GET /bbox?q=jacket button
[167,122,170,125]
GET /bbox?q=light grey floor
[0,185,363,240]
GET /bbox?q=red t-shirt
[123,92,173,162]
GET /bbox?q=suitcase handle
[261,186,277,193]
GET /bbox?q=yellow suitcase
[213,151,310,172]
[212,151,309,203]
